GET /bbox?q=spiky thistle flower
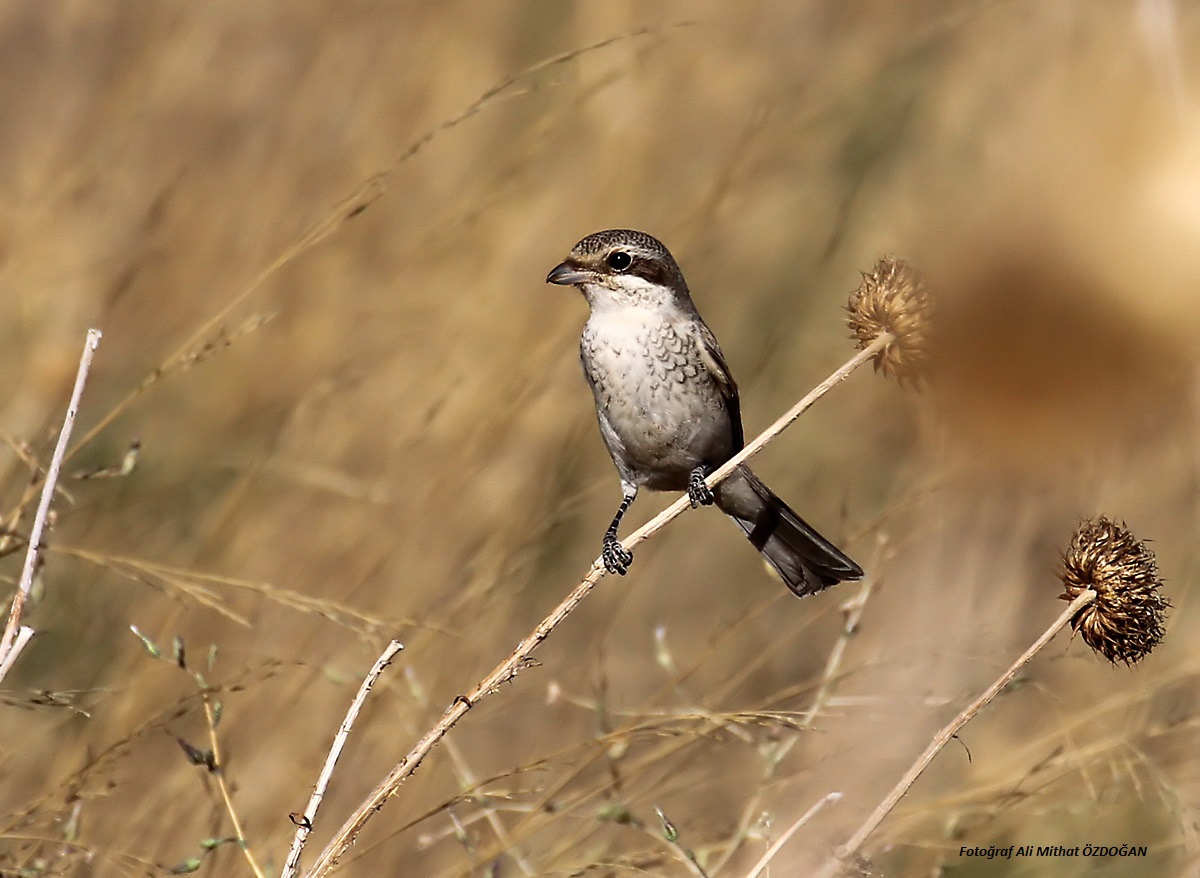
[1060,516,1168,665]
[847,256,932,386]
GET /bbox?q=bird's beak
[546,261,591,286]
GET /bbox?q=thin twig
[699,335,890,512]
[815,590,1097,878]
[282,641,404,878]
[300,336,889,878]
[0,329,101,683]
[203,696,268,878]
[742,792,842,878]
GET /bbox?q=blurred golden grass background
[1,1,1198,875]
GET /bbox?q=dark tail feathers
[714,466,863,597]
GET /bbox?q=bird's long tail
[714,465,863,597]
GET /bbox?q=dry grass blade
[393,22,692,168]
[68,316,271,465]
[57,547,406,635]
[64,24,685,467]
[0,663,278,836]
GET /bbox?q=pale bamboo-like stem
[281,641,403,878]
[0,627,34,683]
[815,590,1097,878]
[0,329,102,683]
[299,335,889,877]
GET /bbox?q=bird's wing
[693,323,745,450]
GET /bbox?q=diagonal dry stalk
[298,334,890,877]
[813,589,1098,878]
[0,329,102,683]
[203,695,269,878]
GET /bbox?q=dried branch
[300,335,889,877]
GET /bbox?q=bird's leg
[601,485,637,575]
[687,465,715,508]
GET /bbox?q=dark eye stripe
[629,257,668,285]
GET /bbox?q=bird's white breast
[580,305,722,484]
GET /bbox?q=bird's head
[546,229,691,311]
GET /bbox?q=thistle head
[1060,516,1169,665]
[847,256,932,386]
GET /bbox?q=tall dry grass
[1,2,1198,876]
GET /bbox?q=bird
[546,228,863,597]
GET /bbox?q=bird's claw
[601,535,633,575]
[687,469,715,508]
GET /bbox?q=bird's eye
[606,251,632,271]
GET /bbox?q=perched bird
[547,229,863,597]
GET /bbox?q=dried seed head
[1060,517,1168,665]
[847,257,932,386]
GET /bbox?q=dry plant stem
[0,329,101,683]
[300,337,888,878]
[743,792,842,878]
[203,697,268,878]
[701,334,890,498]
[282,640,403,878]
[816,589,1098,878]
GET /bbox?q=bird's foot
[687,468,715,508]
[601,534,633,575]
